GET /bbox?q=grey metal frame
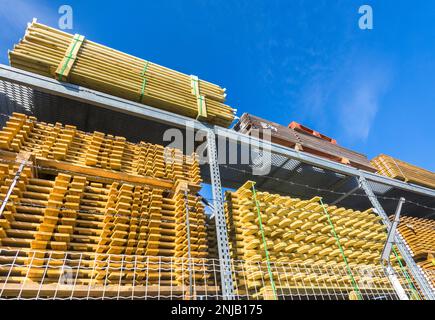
[0,159,26,217]
[359,176,435,299]
[0,64,434,299]
[206,129,235,300]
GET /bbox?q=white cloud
[297,51,392,143]
[0,0,55,63]
[338,68,390,141]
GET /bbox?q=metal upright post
[359,175,435,300]
[0,159,27,218]
[206,128,235,300]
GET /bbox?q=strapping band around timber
[391,156,408,182]
[57,34,84,81]
[190,75,207,119]
[139,61,149,103]
[319,198,363,300]
[251,182,278,300]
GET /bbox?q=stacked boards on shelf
[0,113,210,293]
[0,113,202,189]
[395,216,435,289]
[372,154,435,190]
[233,113,375,172]
[224,181,412,299]
[9,20,235,127]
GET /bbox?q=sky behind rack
[0,0,434,171]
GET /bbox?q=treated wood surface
[233,113,375,172]
[0,115,210,290]
[224,181,403,297]
[395,215,435,287]
[9,21,235,127]
[372,154,435,189]
[0,113,202,189]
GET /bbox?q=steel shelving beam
[0,64,205,131]
[361,170,435,198]
[206,128,235,300]
[213,127,435,199]
[359,176,434,299]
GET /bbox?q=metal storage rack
[0,64,434,300]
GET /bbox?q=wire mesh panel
[229,259,424,300]
[0,248,426,300]
[0,248,220,300]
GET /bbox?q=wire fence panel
[0,248,428,300]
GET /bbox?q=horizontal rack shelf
[0,64,433,218]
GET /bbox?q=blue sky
[0,0,434,171]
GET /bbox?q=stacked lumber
[224,181,406,299]
[0,113,202,188]
[0,130,209,291]
[9,21,235,127]
[395,216,435,288]
[372,154,435,189]
[205,215,219,260]
[289,121,338,144]
[234,113,375,172]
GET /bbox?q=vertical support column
[206,128,235,300]
[381,197,405,262]
[184,189,194,299]
[359,175,434,300]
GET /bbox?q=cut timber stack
[9,20,235,127]
[0,113,202,189]
[224,181,407,299]
[0,115,210,296]
[372,154,435,190]
[395,216,435,289]
[233,113,375,172]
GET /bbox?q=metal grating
[0,248,422,300]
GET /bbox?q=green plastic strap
[251,183,277,300]
[191,76,198,96]
[319,198,363,300]
[197,95,206,118]
[392,247,421,299]
[58,34,83,81]
[139,61,149,103]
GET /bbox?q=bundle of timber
[0,113,202,189]
[372,154,435,189]
[395,216,435,288]
[224,181,410,299]
[9,20,235,127]
[289,121,338,144]
[0,152,209,291]
[233,113,375,172]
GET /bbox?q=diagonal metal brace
[0,158,28,218]
[381,197,405,263]
[359,175,434,299]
